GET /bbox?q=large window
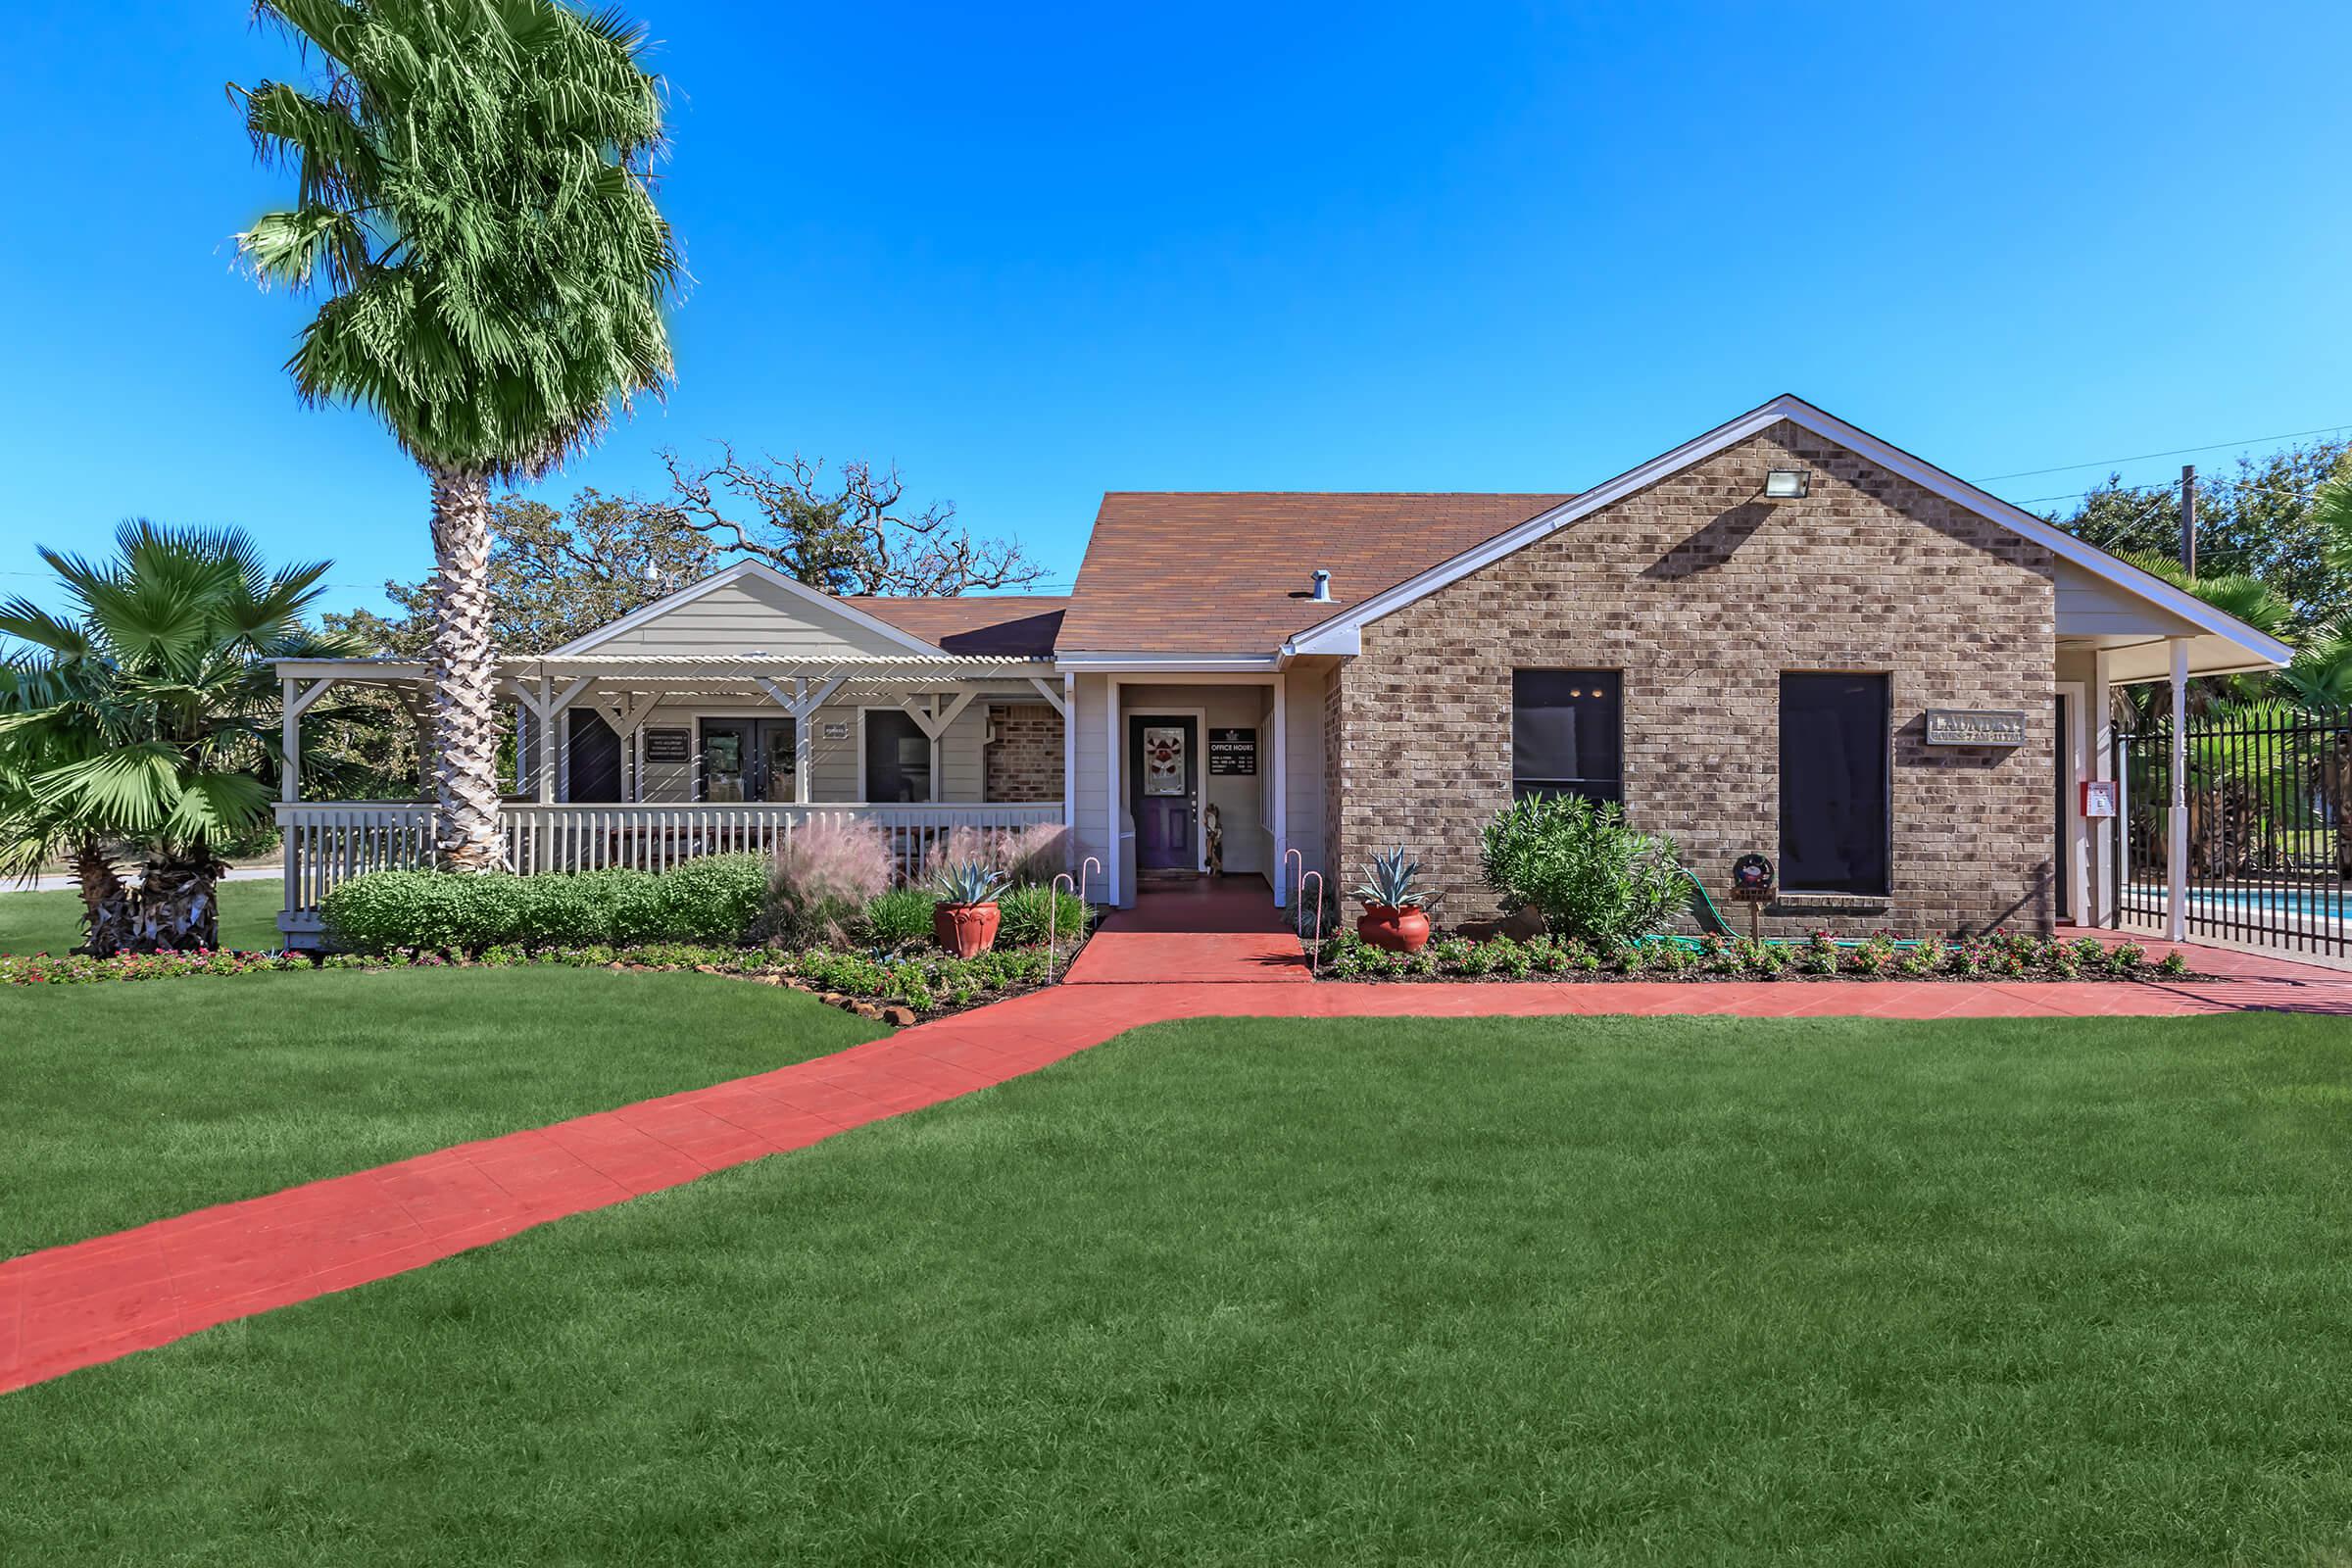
[1512,670,1623,804]
[862,710,933,803]
[1779,672,1889,896]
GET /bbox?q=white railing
[276,801,1066,943]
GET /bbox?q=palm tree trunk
[427,466,504,871]
[71,839,129,956]
[124,852,226,953]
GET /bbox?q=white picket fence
[276,801,1066,945]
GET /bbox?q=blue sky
[5,1,2349,616]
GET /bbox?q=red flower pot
[1356,903,1431,955]
[934,901,1003,958]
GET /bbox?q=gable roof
[1281,394,2295,673]
[1054,493,1572,655]
[545,560,948,658]
[839,596,1070,659]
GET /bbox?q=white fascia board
[1284,394,2294,670]
[1053,652,1285,674]
[544,560,948,658]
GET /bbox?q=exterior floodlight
[1763,468,1809,501]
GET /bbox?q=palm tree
[0,523,349,954]
[231,0,680,870]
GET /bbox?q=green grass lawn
[2,968,883,1256]
[0,875,283,955]
[9,1011,2352,1564]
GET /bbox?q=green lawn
[0,875,283,955]
[9,1012,2352,1564]
[2,968,883,1256]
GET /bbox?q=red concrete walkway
[7,932,2350,1396]
[1064,877,1310,983]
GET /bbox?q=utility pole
[2180,464,2197,576]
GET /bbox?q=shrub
[996,883,1090,946]
[1478,794,1687,947]
[322,856,772,955]
[863,889,940,949]
[764,818,893,949]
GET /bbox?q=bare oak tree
[658,444,1046,597]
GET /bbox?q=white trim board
[546,560,948,659]
[1282,394,2294,671]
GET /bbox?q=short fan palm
[0,524,352,953]
[233,0,681,870]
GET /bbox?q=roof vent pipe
[1309,568,1332,603]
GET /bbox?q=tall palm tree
[0,524,350,953]
[232,0,680,870]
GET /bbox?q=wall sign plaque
[1925,709,2028,747]
[822,720,850,742]
[642,728,690,764]
[2080,778,2120,819]
[1207,727,1257,776]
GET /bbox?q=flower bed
[0,936,1089,1020]
[1321,930,2196,983]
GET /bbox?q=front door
[1130,716,1197,870]
[699,718,796,802]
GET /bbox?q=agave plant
[929,859,1009,906]
[1353,847,1432,909]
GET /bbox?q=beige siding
[2053,559,2199,638]
[587,575,924,657]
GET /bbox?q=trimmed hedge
[322,855,769,955]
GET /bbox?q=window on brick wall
[1779,672,1890,896]
[1511,670,1622,804]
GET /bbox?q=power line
[1980,422,2352,483]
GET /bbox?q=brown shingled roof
[1055,493,1573,654]
[838,595,1070,659]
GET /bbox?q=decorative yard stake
[1298,870,1326,976]
[1047,858,1103,983]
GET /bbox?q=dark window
[567,710,623,803]
[1779,672,1889,895]
[1512,670,1623,804]
[863,710,933,802]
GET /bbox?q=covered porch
[272,652,1073,946]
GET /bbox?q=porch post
[280,675,301,805]
[536,676,559,806]
[1061,671,1076,854]
[1104,676,1121,906]
[2167,637,2189,941]
[2088,648,2115,926]
[794,679,812,804]
[1271,673,1289,908]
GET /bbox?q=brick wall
[1332,420,2058,937]
[985,704,1063,803]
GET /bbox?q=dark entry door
[568,710,623,803]
[1130,716,1197,870]
[699,718,796,802]
[2053,694,2071,921]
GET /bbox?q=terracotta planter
[1356,903,1431,955]
[934,901,1003,957]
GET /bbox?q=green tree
[232,0,680,870]
[0,524,354,954]
[2057,438,2352,627]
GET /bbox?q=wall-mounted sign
[642,728,690,764]
[2081,778,2120,819]
[1925,709,2028,747]
[822,720,850,742]
[1730,853,1775,903]
[1208,727,1257,776]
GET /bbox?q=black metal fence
[2113,705,2352,957]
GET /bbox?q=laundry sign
[1924,709,2028,747]
[1208,727,1257,775]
